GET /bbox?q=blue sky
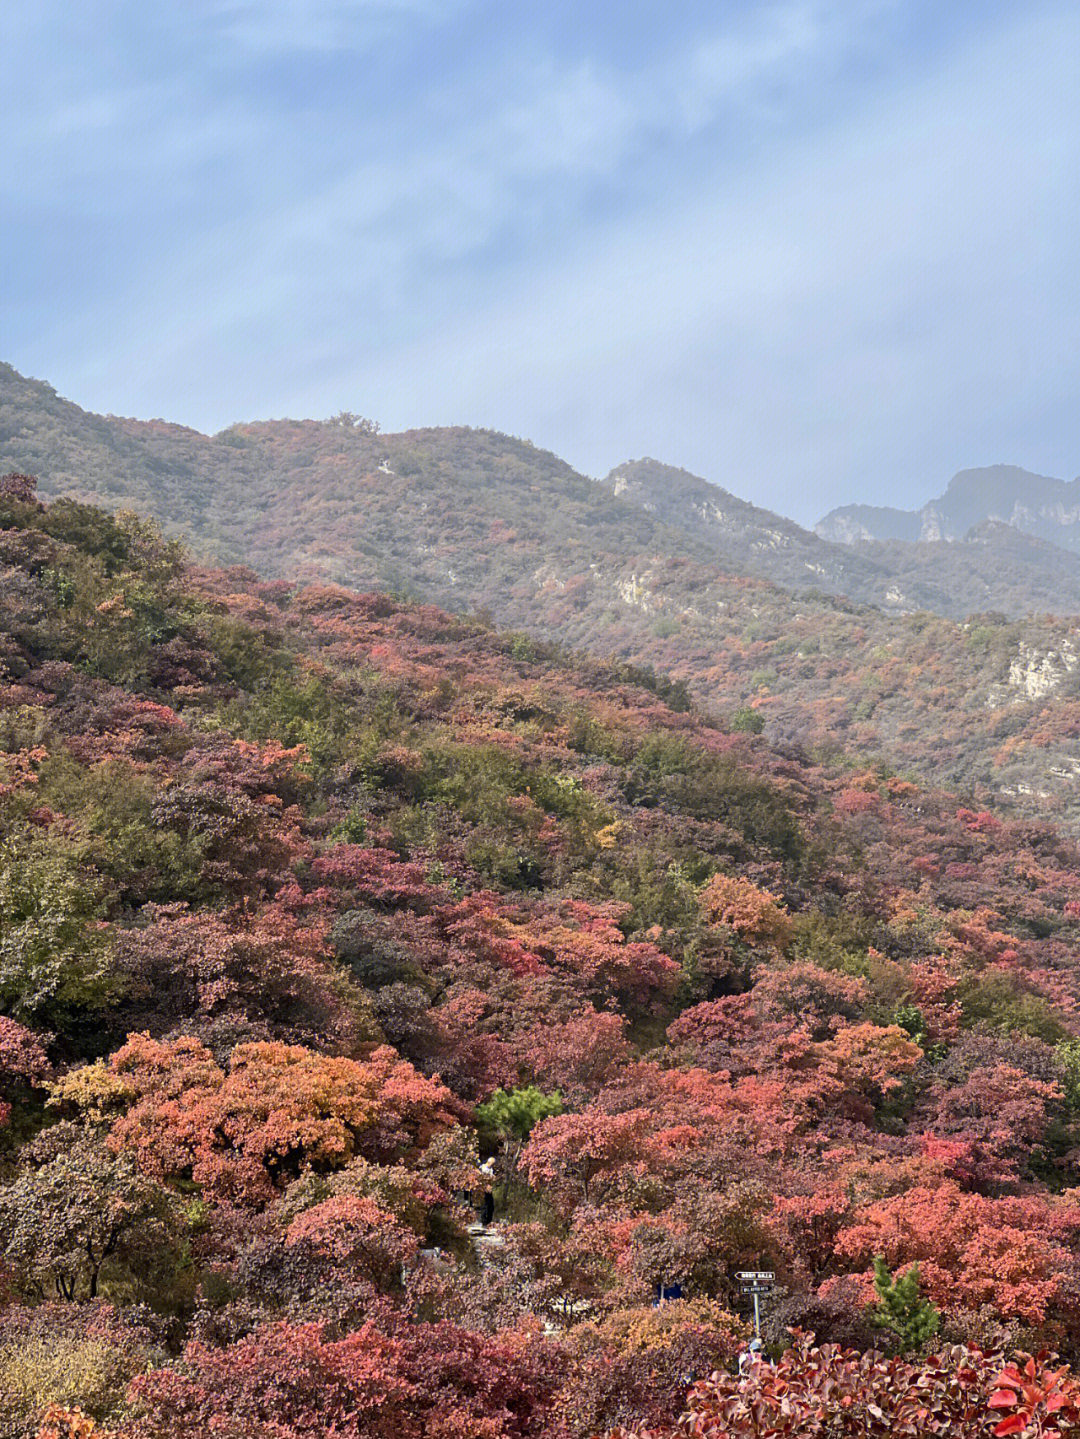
[3,1,1078,523]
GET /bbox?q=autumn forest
[2,453,1080,1438]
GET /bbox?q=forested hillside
[7,364,1080,834]
[6,472,1080,1436]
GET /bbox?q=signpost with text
[736,1270,775,1340]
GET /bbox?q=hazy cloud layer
[3,0,1077,521]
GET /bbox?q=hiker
[479,1155,496,1226]
[738,1338,765,1377]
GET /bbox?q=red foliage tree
[124,1317,562,1439]
[698,873,792,951]
[284,1194,418,1290]
[113,900,364,1049]
[522,1109,654,1208]
[521,1008,631,1103]
[832,1184,1080,1326]
[0,1014,50,1127]
[68,1034,462,1208]
[605,1335,1080,1438]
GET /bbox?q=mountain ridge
[4,361,1080,622]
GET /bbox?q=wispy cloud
[203,0,464,53]
[3,1,1078,521]
[13,2,895,351]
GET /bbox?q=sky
[2,0,1079,525]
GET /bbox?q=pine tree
[476,1086,564,1206]
[871,1255,940,1351]
[476,1085,564,1147]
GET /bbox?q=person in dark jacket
[479,1155,496,1226]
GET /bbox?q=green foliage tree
[0,828,114,1030]
[729,705,765,735]
[1055,1037,1080,1117]
[0,1122,182,1302]
[476,1085,564,1205]
[476,1086,564,1146]
[871,1255,940,1352]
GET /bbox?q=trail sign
[735,1271,775,1339]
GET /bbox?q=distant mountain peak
[818,464,1080,555]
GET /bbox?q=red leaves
[78,1033,462,1208]
[113,900,361,1049]
[311,845,448,910]
[0,1016,51,1127]
[126,1316,563,1439]
[698,872,793,951]
[833,1184,1080,1326]
[919,1062,1060,1189]
[35,1408,106,1439]
[150,741,309,902]
[627,1335,1080,1438]
[433,893,679,1007]
[986,1356,1080,1438]
[957,808,1003,835]
[285,1194,418,1288]
[0,1015,51,1088]
[0,472,39,504]
[522,1008,631,1102]
[522,1108,654,1207]
[18,485,1080,1436]
[0,744,46,804]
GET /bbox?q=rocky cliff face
[603,459,1080,618]
[814,503,923,544]
[818,465,1080,553]
[600,459,897,601]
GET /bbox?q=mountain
[5,362,1080,620]
[600,457,895,599]
[818,464,1080,552]
[811,502,923,544]
[9,362,1080,829]
[602,457,1080,617]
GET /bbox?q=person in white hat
[738,1338,765,1377]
